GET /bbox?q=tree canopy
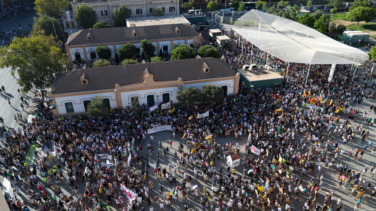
[153,7,164,16]
[32,14,64,41]
[349,0,370,12]
[181,2,194,11]
[202,85,224,105]
[238,1,245,11]
[141,39,156,57]
[34,0,70,18]
[307,0,313,7]
[113,5,130,27]
[92,59,111,68]
[176,87,203,107]
[74,4,97,29]
[298,13,315,28]
[150,57,162,63]
[121,59,138,65]
[327,0,343,9]
[346,6,375,25]
[197,45,220,58]
[93,21,112,29]
[171,45,197,61]
[256,1,267,10]
[87,96,108,117]
[368,46,376,62]
[0,33,67,92]
[118,44,136,60]
[95,46,111,60]
[207,1,219,11]
[314,15,328,33]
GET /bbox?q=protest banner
[197,111,209,119]
[24,144,39,166]
[251,145,260,156]
[147,125,172,134]
[302,102,322,110]
[161,102,170,110]
[149,104,158,112]
[121,184,136,201]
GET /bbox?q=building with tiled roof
[48,57,240,116]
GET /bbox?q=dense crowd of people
[0,26,376,211]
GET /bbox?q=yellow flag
[275,108,282,112]
[205,135,212,140]
[189,115,193,120]
[182,134,186,139]
[279,155,283,164]
[307,91,311,97]
[302,90,307,96]
[330,99,333,105]
[310,97,315,102]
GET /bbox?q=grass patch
[346,23,376,31]
[371,35,376,39]
[331,13,347,21]
[223,20,236,24]
[337,34,342,40]
[348,42,369,48]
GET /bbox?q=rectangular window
[83,100,91,111]
[162,7,165,13]
[169,7,175,12]
[149,8,153,14]
[65,102,74,113]
[129,9,132,15]
[147,95,155,106]
[103,98,110,110]
[162,93,170,103]
[221,86,228,96]
[101,10,108,16]
[90,51,96,60]
[136,9,142,14]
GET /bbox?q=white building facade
[63,0,180,29]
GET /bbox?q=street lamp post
[37,13,58,43]
[7,49,34,64]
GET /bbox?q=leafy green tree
[93,21,112,29]
[256,1,268,10]
[75,4,97,29]
[141,39,156,57]
[113,4,130,27]
[95,46,111,60]
[368,46,376,62]
[307,0,313,7]
[349,0,370,12]
[171,45,197,61]
[346,6,376,25]
[87,96,108,117]
[197,45,220,58]
[153,7,164,16]
[207,1,219,11]
[150,56,162,63]
[298,13,315,28]
[238,1,245,11]
[312,9,323,20]
[0,34,67,92]
[35,0,69,18]
[181,2,194,11]
[202,84,224,106]
[92,59,111,67]
[337,24,346,33]
[277,0,289,8]
[176,87,203,107]
[328,23,337,33]
[231,0,241,10]
[314,15,328,33]
[121,59,138,65]
[327,0,343,9]
[118,44,137,60]
[32,14,64,41]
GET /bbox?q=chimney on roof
[87,32,92,40]
[132,29,137,37]
[175,27,180,34]
[80,73,89,85]
[203,62,210,73]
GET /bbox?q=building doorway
[221,86,228,96]
[74,52,81,62]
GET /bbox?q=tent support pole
[286,62,290,82]
[305,64,311,86]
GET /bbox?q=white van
[219,8,232,15]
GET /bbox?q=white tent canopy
[232,10,369,65]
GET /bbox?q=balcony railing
[73,0,108,3]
